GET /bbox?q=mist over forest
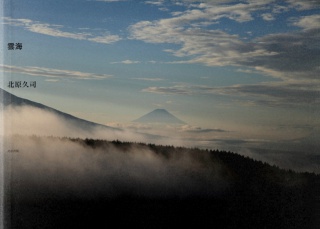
[3,102,320,174]
[3,135,320,228]
[1,89,320,228]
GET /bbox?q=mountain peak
[133,109,186,124]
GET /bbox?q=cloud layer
[129,2,320,80]
[132,1,320,110]
[143,80,320,107]
[1,65,112,80]
[3,17,121,44]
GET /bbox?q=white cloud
[129,1,320,80]
[94,0,128,2]
[142,76,320,107]
[0,65,113,80]
[110,60,164,65]
[110,59,141,64]
[129,1,275,66]
[45,79,60,82]
[261,13,275,21]
[133,78,164,81]
[142,79,320,106]
[129,1,276,43]
[142,86,192,95]
[88,35,122,44]
[130,20,276,66]
[214,81,320,106]
[286,0,320,10]
[145,1,164,6]
[292,14,320,30]
[3,17,121,44]
[236,68,261,74]
[251,28,320,79]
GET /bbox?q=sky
[1,0,320,156]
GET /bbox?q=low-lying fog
[4,135,228,200]
[2,104,320,178]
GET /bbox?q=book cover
[1,1,320,228]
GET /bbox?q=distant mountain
[0,88,118,131]
[133,109,186,124]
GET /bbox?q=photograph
[1,0,320,228]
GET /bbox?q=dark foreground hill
[5,136,320,229]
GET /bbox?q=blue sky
[1,0,320,153]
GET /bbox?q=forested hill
[7,136,320,229]
[77,138,320,228]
